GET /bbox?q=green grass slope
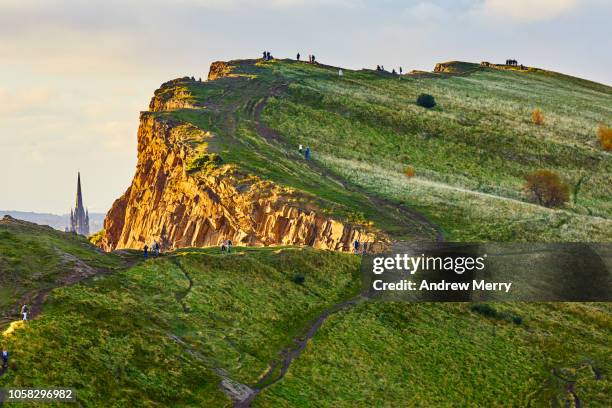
[2,60,611,407]
[2,246,609,407]
[161,59,611,241]
[1,247,360,407]
[0,216,125,326]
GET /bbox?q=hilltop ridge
[100,57,611,252]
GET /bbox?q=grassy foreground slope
[0,216,125,325]
[0,216,610,407]
[1,243,360,407]
[164,59,611,241]
[255,301,611,407]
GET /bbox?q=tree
[597,123,612,151]
[416,94,436,109]
[531,108,544,125]
[524,170,569,207]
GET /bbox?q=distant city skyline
[1,0,611,213]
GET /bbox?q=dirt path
[224,85,446,407]
[235,295,366,408]
[171,258,194,313]
[24,250,143,322]
[252,88,444,243]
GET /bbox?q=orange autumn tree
[531,108,544,125]
[597,123,612,151]
[524,170,569,207]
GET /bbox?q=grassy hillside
[0,216,125,326]
[162,59,611,241]
[2,60,611,407]
[254,301,611,407]
[1,242,361,407]
[2,245,609,407]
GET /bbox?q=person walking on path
[154,241,160,257]
[353,240,360,254]
[20,305,28,321]
[227,239,232,254]
[1,350,8,370]
[143,244,149,259]
[304,147,311,160]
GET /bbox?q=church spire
[67,172,90,236]
[76,171,84,210]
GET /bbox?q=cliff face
[100,73,377,252]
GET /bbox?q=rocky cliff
[100,68,378,252]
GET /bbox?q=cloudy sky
[1,0,610,214]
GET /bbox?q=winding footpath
[235,295,366,408]
[222,87,446,407]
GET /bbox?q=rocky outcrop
[433,62,454,73]
[207,61,234,81]
[100,78,377,252]
[148,77,199,111]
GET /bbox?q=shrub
[597,123,612,151]
[416,93,436,109]
[89,229,105,246]
[511,316,523,325]
[404,166,416,178]
[186,153,222,173]
[471,304,523,325]
[531,108,544,125]
[470,303,498,317]
[524,170,569,208]
[293,274,305,285]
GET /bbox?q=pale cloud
[482,0,580,22]
[403,2,448,21]
[0,87,57,117]
[0,0,610,213]
[170,0,361,9]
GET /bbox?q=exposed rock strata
[100,73,377,252]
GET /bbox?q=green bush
[471,303,523,325]
[293,274,305,285]
[470,303,497,317]
[416,93,436,109]
[186,153,223,173]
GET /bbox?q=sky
[1,0,611,214]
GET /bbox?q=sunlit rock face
[100,67,378,252]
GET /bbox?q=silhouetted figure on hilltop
[297,53,300,61]
[399,67,403,74]
[263,51,267,60]
[392,68,396,74]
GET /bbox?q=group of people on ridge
[220,239,233,253]
[143,241,161,259]
[376,65,402,75]
[295,53,316,63]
